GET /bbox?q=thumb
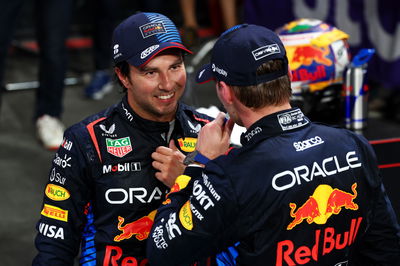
[169,139,178,151]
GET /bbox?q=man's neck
[240,103,292,129]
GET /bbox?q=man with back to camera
[146,24,400,265]
[32,12,214,265]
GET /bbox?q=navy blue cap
[196,24,288,86]
[112,12,192,67]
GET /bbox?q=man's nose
[158,72,173,91]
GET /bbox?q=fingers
[151,151,164,162]
[214,112,227,127]
[154,145,173,156]
[169,139,178,151]
[223,119,234,140]
[152,160,163,172]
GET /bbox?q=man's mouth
[157,92,174,100]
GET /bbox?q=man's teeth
[158,93,174,100]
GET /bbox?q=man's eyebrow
[139,58,184,72]
[173,58,184,65]
[139,66,157,72]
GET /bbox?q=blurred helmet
[277,18,350,123]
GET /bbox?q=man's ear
[114,66,122,79]
[217,81,235,105]
[114,67,129,87]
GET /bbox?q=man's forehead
[139,49,184,69]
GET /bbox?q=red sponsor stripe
[86,117,107,163]
[378,162,400,169]
[193,114,211,124]
[369,138,400,145]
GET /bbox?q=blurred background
[0,0,399,265]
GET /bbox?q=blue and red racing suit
[33,96,213,265]
[147,108,400,266]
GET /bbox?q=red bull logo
[103,245,149,266]
[291,65,327,83]
[114,210,157,242]
[287,183,358,230]
[163,175,191,205]
[291,46,333,67]
[277,217,363,266]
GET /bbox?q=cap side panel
[146,13,182,43]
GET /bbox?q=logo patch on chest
[106,137,133,158]
[177,137,197,152]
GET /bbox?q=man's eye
[145,71,155,76]
[171,64,182,70]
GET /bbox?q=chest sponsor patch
[177,137,197,152]
[106,137,132,158]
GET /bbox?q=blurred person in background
[33,12,214,265]
[83,0,120,100]
[179,0,238,48]
[0,0,73,150]
[84,0,172,100]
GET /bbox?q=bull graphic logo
[114,210,157,241]
[287,183,358,230]
[291,46,332,67]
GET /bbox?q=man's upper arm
[33,129,91,265]
[147,163,237,265]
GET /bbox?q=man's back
[148,108,400,266]
[213,109,400,265]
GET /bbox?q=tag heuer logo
[106,137,132,158]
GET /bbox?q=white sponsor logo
[39,222,64,239]
[141,45,159,59]
[165,212,181,240]
[122,103,133,122]
[193,180,215,210]
[202,173,221,201]
[293,136,324,151]
[152,225,168,249]
[198,69,206,80]
[53,153,72,168]
[244,127,262,142]
[334,261,348,266]
[252,44,280,61]
[188,121,201,133]
[212,63,228,77]
[100,124,115,134]
[113,44,119,55]
[61,138,73,151]
[102,162,141,174]
[190,202,204,221]
[50,168,66,185]
[105,187,163,204]
[113,44,122,60]
[272,151,362,191]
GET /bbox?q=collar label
[278,109,309,131]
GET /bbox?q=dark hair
[114,61,130,93]
[231,59,292,109]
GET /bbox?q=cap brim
[195,63,214,84]
[127,42,192,67]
